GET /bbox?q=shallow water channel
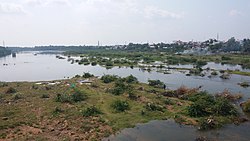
[1,52,250,140]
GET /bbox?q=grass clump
[55,88,87,103]
[145,102,164,112]
[111,100,130,112]
[101,75,118,83]
[6,87,17,94]
[82,72,94,78]
[82,106,102,117]
[124,75,138,83]
[41,94,50,99]
[148,80,165,89]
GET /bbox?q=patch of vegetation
[41,94,50,99]
[101,75,118,83]
[241,100,250,113]
[145,103,164,112]
[6,87,17,94]
[82,106,102,117]
[111,100,130,112]
[124,75,138,83]
[55,88,87,103]
[238,82,249,88]
[187,92,238,117]
[148,80,165,89]
[82,72,94,78]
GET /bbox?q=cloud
[0,3,26,15]
[25,0,71,7]
[144,6,182,19]
[229,9,242,16]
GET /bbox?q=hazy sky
[0,0,250,46]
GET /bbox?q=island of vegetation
[0,73,248,140]
[0,47,11,58]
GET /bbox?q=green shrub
[105,61,113,66]
[211,71,218,75]
[6,87,17,94]
[125,75,138,83]
[241,100,250,113]
[111,100,130,112]
[55,93,72,103]
[0,82,8,87]
[82,72,94,78]
[187,92,238,117]
[145,103,164,112]
[52,107,64,115]
[101,75,118,83]
[13,93,22,100]
[91,62,97,66]
[148,80,164,88]
[221,56,231,61]
[82,106,102,117]
[128,90,137,100]
[164,98,174,105]
[71,89,87,102]
[195,61,207,67]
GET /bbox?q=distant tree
[243,39,250,53]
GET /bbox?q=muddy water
[1,52,250,141]
[1,52,249,99]
[104,120,250,141]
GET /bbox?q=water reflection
[104,120,250,141]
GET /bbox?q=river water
[1,52,250,141]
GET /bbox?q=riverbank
[0,75,248,140]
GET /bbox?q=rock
[2,117,8,120]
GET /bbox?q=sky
[0,0,250,47]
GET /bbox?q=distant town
[1,37,250,57]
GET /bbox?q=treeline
[7,37,250,54]
[0,47,11,57]
[208,38,250,53]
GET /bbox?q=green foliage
[6,87,17,94]
[105,61,113,66]
[52,107,64,115]
[195,61,207,67]
[55,93,72,103]
[164,98,174,105]
[0,82,8,87]
[241,100,250,113]
[91,62,97,66]
[71,89,87,102]
[55,89,87,103]
[82,106,102,117]
[111,100,130,112]
[221,56,231,60]
[125,75,138,83]
[213,97,238,116]
[82,72,94,78]
[110,79,134,96]
[12,93,22,100]
[145,103,164,112]
[101,75,118,83]
[148,80,165,88]
[187,92,238,117]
